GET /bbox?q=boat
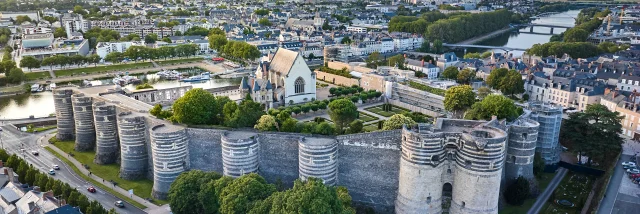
[30,84,40,92]
[122,75,141,84]
[112,77,125,85]
[200,72,211,80]
[180,73,211,82]
[157,70,181,80]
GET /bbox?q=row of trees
[24,54,101,71]
[0,46,25,84]
[440,67,476,85]
[443,85,522,121]
[83,28,121,49]
[1,151,116,214]
[388,10,514,43]
[167,171,355,214]
[105,44,199,63]
[527,42,600,58]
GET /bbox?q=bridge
[442,44,527,52]
[516,24,573,34]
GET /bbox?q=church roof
[265,79,273,90]
[253,80,261,91]
[240,77,251,89]
[269,48,299,76]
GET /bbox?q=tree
[280,118,298,132]
[383,114,416,130]
[254,9,270,16]
[433,39,443,53]
[0,149,8,162]
[486,68,509,89]
[209,28,226,36]
[349,120,363,133]
[6,68,25,84]
[457,68,476,85]
[365,51,382,68]
[560,104,623,166]
[504,176,531,206]
[184,26,211,36]
[441,66,459,80]
[322,20,332,30]
[258,18,271,26]
[477,86,491,99]
[417,40,430,52]
[172,88,218,124]
[86,54,101,67]
[563,28,589,42]
[340,37,352,44]
[20,56,40,71]
[499,69,525,96]
[249,178,356,214]
[208,34,227,52]
[314,122,336,135]
[444,85,476,119]
[219,173,276,214]
[465,94,519,121]
[104,52,123,63]
[255,115,278,131]
[387,54,405,69]
[168,170,222,214]
[328,99,358,134]
[533,152,545,178]
[14,15,31,24]
[54,28,66,38]
[144,33,158,44]
[42,16,58,23]
[162,37,172,43]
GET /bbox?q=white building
[255,48,316,106]
[96,41,145,61]
[393,35,423,51]
[405,59,440,79]
[346,26,367,33]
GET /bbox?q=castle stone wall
[92,101,119,164]
[71,93,95,151]
[117,112,148,180]
[150,124,189,199]
[54,89,75,141]
[257,133,303,187]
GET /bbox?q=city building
[19,33,89,60]
[254,48,316,106]
[405,59,440,79]
[96,41,145,61]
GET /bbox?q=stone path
[528,168,568,214]
[41,134,160,211]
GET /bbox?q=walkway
[41,134,160,211]
[527,168,568,214]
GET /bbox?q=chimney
[429,60,432,65]
[7,168,15,183]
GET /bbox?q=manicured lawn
[363,121,384,132]
[25,71,52,80]
[54,62,154,77]
[365,105,409,117]
[156,58,202,65]
[26,125,57,133]
[50,139,161,205]
[357,111,379,122]
[500,172,557,214]
[541,172,594,214]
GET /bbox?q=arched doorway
[442,183,452,212]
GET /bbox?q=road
[598,153,640,214]
[527,168,568,214]
[0,126,146,214]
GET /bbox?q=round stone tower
[150,124,189,199]
[93,101,119,164]
[117,112,148,180]
[395,126,446,214]
[450,127,507,214]
[298,137,338,186]
[71,93,95,151]
[221,131,259,178]
[504,118,539,182]
[53,89,75,141]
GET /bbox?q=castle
[52,85,561,214]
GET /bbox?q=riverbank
[35,61,224,84]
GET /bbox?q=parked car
[31,151,39,156]
[114,201,124,208]
[48,169,55,175]
[624,164,637,169]
[623,161,636,167]
[631,173,640,179]
[87,186,96,193]
[627,168,640,174]
[53,165,60,170]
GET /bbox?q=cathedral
[241,48,316,109]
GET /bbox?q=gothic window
[295,77,305,94]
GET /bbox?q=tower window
[295,77,305,93]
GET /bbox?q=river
[454,9,580,57]
[0,70,242,120]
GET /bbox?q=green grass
[541,172,594,214]
[26,125,57,133]
[54,63,154,77]
[363,121,383,132]
[357,111,379,122]
[156,58,202,65]
[44,146,149,209]
[500,172,557,214]
[50,139,163,206]
[365,105,409,117]
[25,71,52,80]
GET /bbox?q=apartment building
[405,59,440,79]
[20,33,89,60]
[96,41,145,61]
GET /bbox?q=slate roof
[269,48,299,76]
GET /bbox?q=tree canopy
[560,104,623,166]
[486,68,524,96]
[383,114,417,130]
[464,94,520,121]
[444,85,476,118]
[172,88,218,124]
[441,66,459,80]
[504,176,531,206]
[328,98,358,133]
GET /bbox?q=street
[0,125,146,214]
[598,139,640,214]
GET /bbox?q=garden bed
[364,105,409,117]
[541,172,594,214]
[357,111,379,122]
